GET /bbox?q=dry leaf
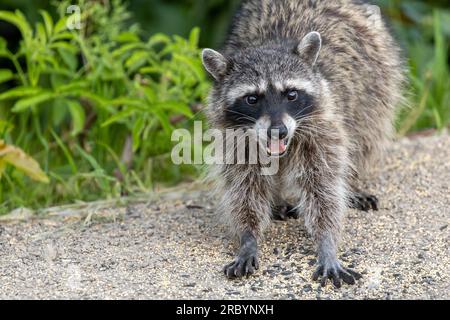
[0,140,49,183]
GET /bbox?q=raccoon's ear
[202,49,228,81]
[297,31,322,66]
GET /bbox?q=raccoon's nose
[268,124,288,140]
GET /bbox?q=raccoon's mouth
[266,138,290,157]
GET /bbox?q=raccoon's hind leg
[348,187,379,211]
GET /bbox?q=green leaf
[139,66,163,75]
[36,22,47,45]
[54,16,68,34]
[50,130,77,174]
[147,33,171,47]
[189,27,201,48]
[0,69,13,84]
[152,109,173,134]
[142,86,157,103]
[75,145,104,173]
[75,144,114,192]
[102,109,136,127]
[0,87,42,101]
[39,10,53,37]
[57,80,89,93]
[50,41,77,52]
[41,54,59,69]
[52,98,69,127]
[155,101,193,118]
[132,117,145,151]
[109,97,146,109]
[115,32,140,43]
[112,43,147,59]
[50,74,66,88]
[56,47,78,71]
[67,100,85,136]
[125,51,149,72]
[12,92,55,112]
[0,119,13,134]
[76,92,115,113]
[0,37,7,54]
[173,53,205,81]
[0,37,5,48]
[52,31,75,41]
[0,10,33,41]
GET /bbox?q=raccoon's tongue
[268,139,287,155]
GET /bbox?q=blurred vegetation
[375,0,450,134]
[0,0,448,214]
[0,0,208,213]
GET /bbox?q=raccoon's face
[202,32,323,157]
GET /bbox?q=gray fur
[203,0,405,287]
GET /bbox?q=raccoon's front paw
[349,190,379,211]
[272,204,300,221]
[312,260,362,288]
[224,254,259,279]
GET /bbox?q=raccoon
[201,0,405,287]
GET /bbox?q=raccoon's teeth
[267,139,287,155]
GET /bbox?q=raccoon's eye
[287,90,299,101]
[245,95,259,106]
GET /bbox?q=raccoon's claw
[224,230,259,279]
[312,262,362,288]
[349,191,379,212]
[224,255,259,279]
[272,204,300,221]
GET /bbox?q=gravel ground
[0,135,449,300]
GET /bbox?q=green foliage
[0,1,209,213]
[375,0,450,134]
[0,0,448,214]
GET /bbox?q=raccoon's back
[227,0,381,50]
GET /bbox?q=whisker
[226,109,257,123]
[292,105,315,119]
